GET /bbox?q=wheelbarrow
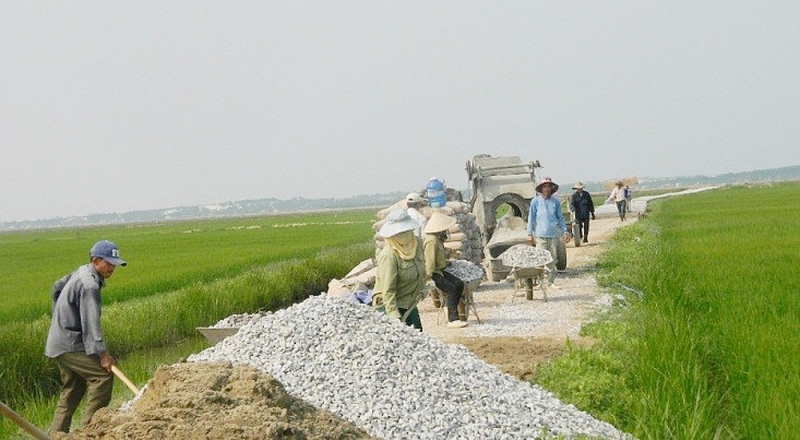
[196,327,239,345]
[434,277,483,325]
[500,244,554,302]
[461,278,482,322]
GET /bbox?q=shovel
[0,400,50,440]
[111,365,140,395]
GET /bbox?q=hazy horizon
[3,2,799,222]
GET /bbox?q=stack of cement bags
[372,196,483,265]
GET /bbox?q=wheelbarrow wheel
[572,221,582,247]
[555,239,567,271]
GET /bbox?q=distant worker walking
[624,185,633,212]
[569,182,596,244]
[606,181,627,221]
[527,177,571,288]
[45,240,127,434]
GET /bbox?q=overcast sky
[2,2,799,222]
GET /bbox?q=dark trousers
[576,218,590,241]
[398,307,423,331]
[50,352,114,434]
[432,271,464,322]
[616,200,627,220]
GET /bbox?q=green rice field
[0,210,376,324]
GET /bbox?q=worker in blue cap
[45,240,127,434]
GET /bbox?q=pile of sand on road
[56,362,374,440]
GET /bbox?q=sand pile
[56,362,373,440]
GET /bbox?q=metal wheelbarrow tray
[500,245,553,302]
[196,327,239,345]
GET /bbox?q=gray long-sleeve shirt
[45,264,107,358]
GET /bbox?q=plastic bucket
[426,178,446,208]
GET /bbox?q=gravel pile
[188,295,630,439]
[444,259,485,283]
[210,311,271,328]
[501,244,553,268]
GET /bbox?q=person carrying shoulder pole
[624,185,633,212]
[45,240,127,435]
[606,181,627,221]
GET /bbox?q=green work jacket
[423,234,447,281]
[373,239,427,320]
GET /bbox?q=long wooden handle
[0,401,50,440]
[111,365,140,395]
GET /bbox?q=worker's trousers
[535,237,559,284]
[50,352,113,434]
[575,217,591,242]
[615,200,627,220]
[432,271,464,322]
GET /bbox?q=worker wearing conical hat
[423,212,467,328]
[527,177,570,288]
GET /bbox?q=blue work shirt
[527,195,568,238]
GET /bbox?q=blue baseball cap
[90,240,127,266]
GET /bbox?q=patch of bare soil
[57,362,375,440]
[454,336,591,382]
[417,214,637,381]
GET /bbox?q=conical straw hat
[423,212,457,234]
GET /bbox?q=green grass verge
[537,182,800,439]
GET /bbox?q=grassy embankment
[0,210,376,438]
[537,181,800,439]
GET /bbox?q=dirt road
[417,200,644,381]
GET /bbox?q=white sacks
[373,197,483,265]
